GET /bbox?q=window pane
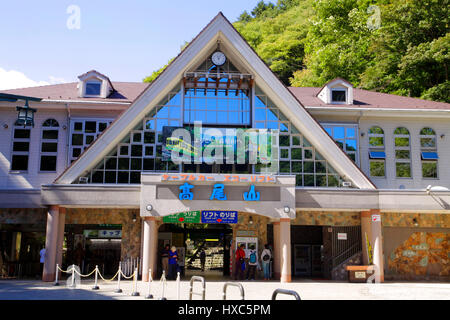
[85,82,101,95]
[333,127,345,139]
[331,90,346,102]
[85,121,97,133]
[40,156,57,171]
[394,127,409,135]
[370,161,385,177]
[395,137,409,147]
[395,150,410,159]
[43,130,58,140]
[72,134,83,146]
[368,126,383,135]
[13,142,29,152]
[420,138,436,148]
[144,132,155,144]
[422,162,437,178]
[420,128,435,135]
[291,148,302,160]
[14,129,30,139]
[42,142,57,153]
[369,137,384,147]
[396,163,411,178]
[11,155,28,170]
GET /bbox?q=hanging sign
[337,233,347,240]
[163,211,201,224]
[201,210,238,224]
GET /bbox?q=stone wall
[382,212,450,228]
[0,208,47,224]
[332,252,363,281]
[294,210,361,226]
[65,208,141,260]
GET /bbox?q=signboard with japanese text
[98,230,122,238]
[201,210,238,224]
[161,173,277,183]
[163,211,201,224]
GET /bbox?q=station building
[0,13,449,282]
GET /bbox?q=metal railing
[332,243,362,268]
[188,276,206,300]
[271,289,301,300]
[222,282,245,300]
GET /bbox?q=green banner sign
[163,211,201,224]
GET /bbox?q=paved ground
[0,278,449,300]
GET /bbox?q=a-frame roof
[55,12,376,190]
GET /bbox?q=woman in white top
[260,244,272,280]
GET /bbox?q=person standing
[261,244,272,280]
[233,244,245,280]
[199,248,206,272]
[246,245,258,280]
[161,244,170,277]
[168,246,178,280]
[39,247,46,277]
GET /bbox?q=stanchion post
[92,265,100,290]
[71,264,75,287]
[54,264,59,286]
[115,262,123,293]
[176,272,181,300]
[160,270,167,300]
[131,267,140,296]
[145,268,154,299]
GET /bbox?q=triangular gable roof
[55,12,375,189]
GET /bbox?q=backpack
[262,253,270,261]
[249,251,256,264]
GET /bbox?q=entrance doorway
[157,223,232,280]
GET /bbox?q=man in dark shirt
[168,246,178,280]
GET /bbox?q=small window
[85,81,101,96]
[40,119,59,172]
[394,127,411,178]
[368,126,385,177]
[420,127,438,178]
[11,124,31,171]
[331,89,346,103]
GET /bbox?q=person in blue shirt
[168,246,178,280]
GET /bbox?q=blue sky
[0,0,261,89]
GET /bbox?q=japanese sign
[372,214,381,222]
[337,233,347,240]
[201,211,238,224]
[161,173,276,183]
[163,211,201,224]
[98,230,122,238]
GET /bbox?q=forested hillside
[145,0,449,103]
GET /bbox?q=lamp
[16,100,37,128]
[132,213,137,223]
[283,206,290,214]
[146,204,153,212]
[248,216,253,225]
[412,218,419,227]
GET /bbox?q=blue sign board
[201,210,238,224]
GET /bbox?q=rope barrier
[145,269,154,299]
[98,269,120,282]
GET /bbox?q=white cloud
[0,68,66,90]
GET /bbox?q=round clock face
[211,51,226,66]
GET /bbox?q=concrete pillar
[42,205,60,282]
[142,217,158,282]
[361,210,384,282]
[273,221,280,279]
[361,211,372,265]
[55,207,66,278]
[370,210,384,282]
[273,218,292,283]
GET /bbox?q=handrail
[271,288,301,300]
[332,243,361,267]
[189,276,206,300]
[222,282,245,300]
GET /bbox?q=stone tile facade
[387,231,449,280]
[382,212,450,228]
[0,208,47,224]
[294,210,361,226]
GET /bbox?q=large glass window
[184,89,250,125]
[420,127,438,178]
[394,127,411,178]
[11,122,31,171]
[322,124,358,164]
[69,119,113,164]
[40,119,59,172]
[368,126,386,177]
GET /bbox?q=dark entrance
[64,224,122,276]
[157,223,233,279]
[290,226,324,278]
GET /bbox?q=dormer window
[85,80,102,96]
[331,89,346,103]
[78,70,115,98]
